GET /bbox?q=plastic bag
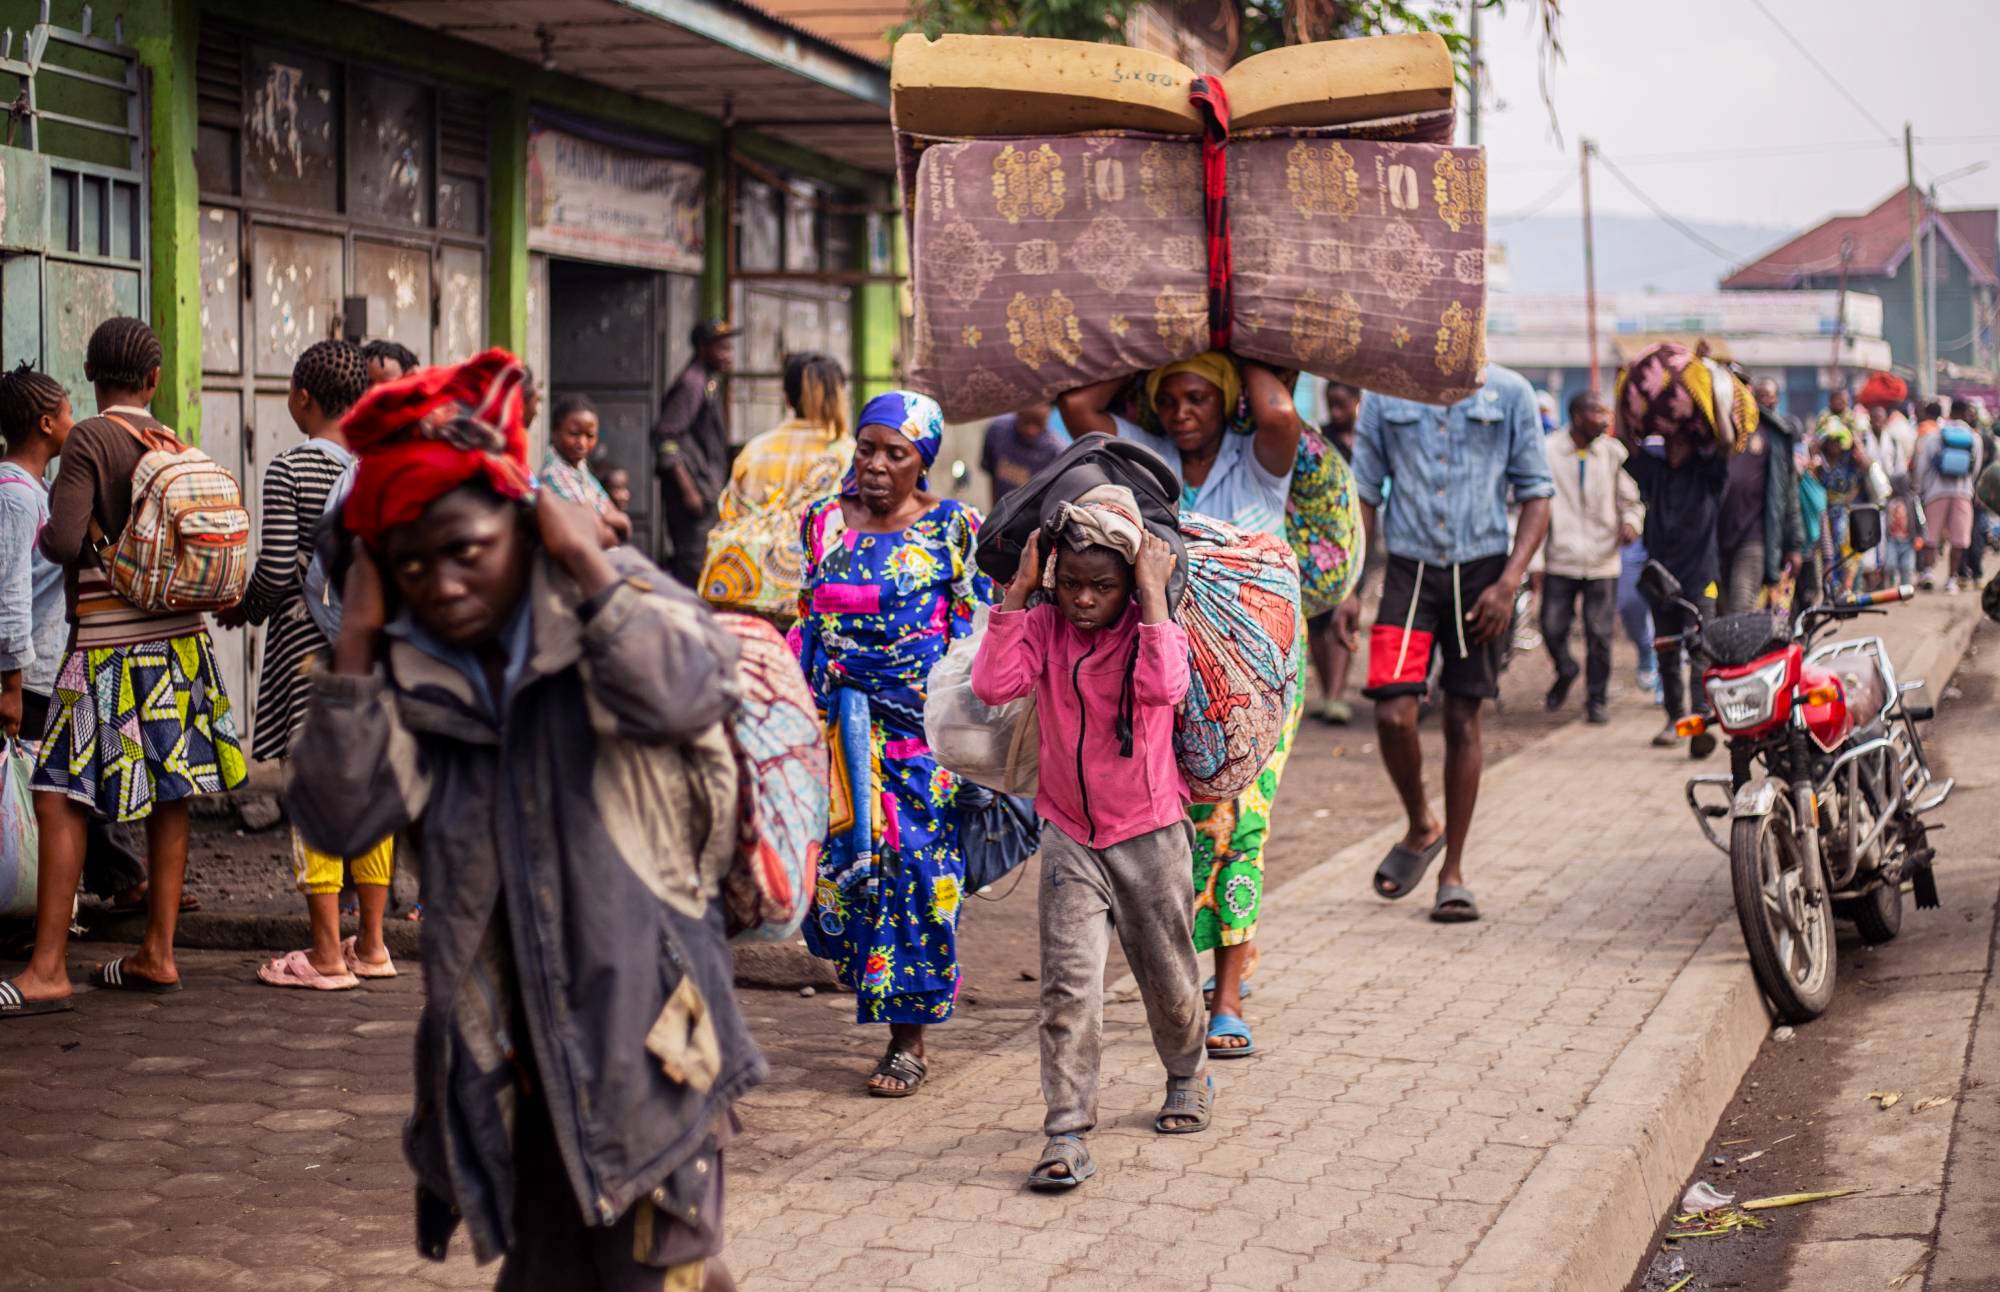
[923,603,1041,797]
[0,739,40,918]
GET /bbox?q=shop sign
[526,123,705,272]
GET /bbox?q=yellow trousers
[291,829,395,895]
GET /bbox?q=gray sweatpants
[1039,819,1207,1136]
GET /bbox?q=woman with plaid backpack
[0,317,249,1018]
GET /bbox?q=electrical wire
[1592,151,1851,276]
[1493,173,1574,225]
[1502,137,1901,172]
[1746,0,1901,148]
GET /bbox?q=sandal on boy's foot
[0,980,73,1018]
[866,1047,927,1098]
[1374,834,1445,900]
[1027,1135,1095,1191]
[1155,1074,1216,1135]
[341,936,398,980]
[255,950,359,992]
[1430,884,1481,924]
[91,957,181,994]
[1206,1014,1257,1059]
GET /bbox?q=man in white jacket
[1540,392,1643,723]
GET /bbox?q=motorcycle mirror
[1847,503,1883,554]
[1638,559,1682,604]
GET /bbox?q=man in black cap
[654,320,735,586]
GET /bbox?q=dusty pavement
[0,592,1981,1291]
[1631,616,2000,1292]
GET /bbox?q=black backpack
[975,435,1188,608]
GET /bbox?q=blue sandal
[1206,1013,1256,1059]
[1027,1134,1095,1190]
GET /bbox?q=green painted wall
[487,93,530,356]
[855,179,906,403]
[130,1,202,439]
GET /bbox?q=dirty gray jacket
[286,546,763,1264]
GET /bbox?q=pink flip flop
[257,949,360,991]
[341,936,397,980]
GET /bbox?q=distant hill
[1493,214,1797,295]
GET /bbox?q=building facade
[0,0,899,740]
[1722,187,1999,397]
[1487,290,1894,418]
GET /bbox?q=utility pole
[1581,137,1600,395]
[1906,123,1929,398]
[1927,181,1940,390]
[1830,236,1854,392]
[1467,1,1482,146]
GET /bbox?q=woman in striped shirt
[221,341,402,991]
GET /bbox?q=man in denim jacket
[1337,364,1553,923]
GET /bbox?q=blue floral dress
[795,496,992,1024]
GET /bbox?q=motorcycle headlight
[1705,657,1789,730]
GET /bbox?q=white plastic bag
[0,738,41,918]
[924,603,1040,797]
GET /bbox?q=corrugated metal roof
[1723,186,1999,290]
[739,0,907,63]
[357,0,893,173]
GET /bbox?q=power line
[1502,136,1901,172]
[1592,152,1754,262]
[1746,0,1901,148]
[1494,173,1574,225]
[1591,150,1856,277]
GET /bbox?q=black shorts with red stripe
[1362,553,1510,701]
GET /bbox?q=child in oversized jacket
[971,489,1210,1192]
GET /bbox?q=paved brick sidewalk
[0,597,1974,1291]
[715,601,1976,1292]
[720,708,1728,1292]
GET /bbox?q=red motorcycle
[1644,559,1952,1022]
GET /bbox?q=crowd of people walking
[1,304,1994,1289]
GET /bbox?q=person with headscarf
[283,348,759,1290]
[1060,353,1302,1061]
[698,352,854,623]
[796,390,994,1096]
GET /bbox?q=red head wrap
[1856,371,1908,408]
[340,348,534,544]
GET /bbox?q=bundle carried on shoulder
[892,32,1487,422]
[713,612,828,941]
[1173,512,1302,800]
[1615,341,1759,452]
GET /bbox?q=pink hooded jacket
[971,601,1190,849]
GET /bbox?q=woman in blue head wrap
[796,391,993,1094]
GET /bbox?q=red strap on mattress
[1188,76,1232,353]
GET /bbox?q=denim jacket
[1352,363,1554,566]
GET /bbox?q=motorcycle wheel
[1731,797,1837,1023]
[1846,878,1904,944]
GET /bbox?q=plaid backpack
[93,413,251,613]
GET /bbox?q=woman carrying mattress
[1061,353,1302,1061]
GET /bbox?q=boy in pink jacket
[972,486,1210,1192]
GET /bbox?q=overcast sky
[1472,0,2000,245]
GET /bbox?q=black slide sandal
[1373,835,1446,900]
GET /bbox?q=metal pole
[1927,182,1939,389]
[1581,137,1600,395]
[1830,236,1853,392]
[1466,0,1481,147]
[1906,123,1929,397]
